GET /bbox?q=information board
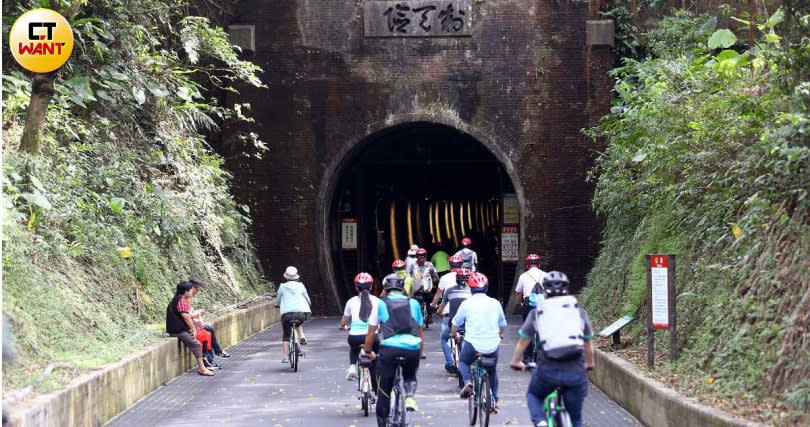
[501,225,519,262]
[341,218,358,250]
[502,193,519,224]
[650,254,669,330]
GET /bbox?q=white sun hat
[283,266,300,281]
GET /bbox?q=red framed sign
[341,218,358,251]
[650,254,669,330]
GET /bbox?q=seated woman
[165,282,214,376]
[189,278,231,358]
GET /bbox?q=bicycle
[449,330,465,388]
[388,356,410,427]
[542,388,572,427]
[357,350,375,417]
[287,320,304,372]
[467,353,496,427]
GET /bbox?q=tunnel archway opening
[328,122,520,306]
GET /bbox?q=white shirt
[437,272,457,315]
[515,267,547,298]
[343,295,380,335]
[405,256,417,271]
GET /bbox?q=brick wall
[223,0,613,314]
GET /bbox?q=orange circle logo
[9,9,74,73]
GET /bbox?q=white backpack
[535,295,584,360]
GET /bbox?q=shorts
[281,312,311,340]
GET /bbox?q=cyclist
[509,271,595,427]
[405,244,419,271]
[430,241,452,277]
[340,272,380,387]
[431,254,464,373]
[364,274,424,426]
[514,253,546,365]
[276,266,312,364]
[454,237,478,272]
[407,248,438,334]
[452,272,506,413]
[436,268,472,374]
[385,259,414,296]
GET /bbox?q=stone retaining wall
[6,300,279,427]
[592,349,766,427]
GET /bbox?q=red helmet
[468,272,489,292]
[461,237,472,247]
[392,259,406,270]
[526,253,541,266]
[449,255,464,270]
[416,248,428,257]
[456,268,472,285]
[354,272,374,289]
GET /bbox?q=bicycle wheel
[478,373,491,427]
[557,410,572,427]
[468,369,477,425]
[362,391,369,417]
[292,343,300,372]
[289,329,297,371]
[399,380,409,426]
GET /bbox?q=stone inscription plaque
[364,0,472,37]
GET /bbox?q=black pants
[348,334,380,364]
[202,324,222,355]
[376,346,420,426]
[521,303,536,361]
[349,334,380,393]
[413,291,434,324]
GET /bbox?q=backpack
[459,250,474,269]
[535,295,584,360]
[381,297,421,339]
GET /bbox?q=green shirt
[431,250,451,273]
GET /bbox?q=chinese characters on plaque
[341,218,358,250]
[365,1,472,37]
[501,225,519,263]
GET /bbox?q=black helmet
[383,273,405,291]
[542,271,569,298]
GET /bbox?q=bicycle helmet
[461,237,472,247]
[354,272,374,289]
[455,268,472,285]
[392,259,406,270]
[416,248,427,258]
[542,271,570,298]
[383,273,405,291]
[525,253,541,267]
[468,272,489,293]
[449,255,464,270]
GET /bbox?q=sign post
[646,254,677,367]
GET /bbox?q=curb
[6,299,280,427]
[592,349,768,427]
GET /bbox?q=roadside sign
[501,225,518,262]
[650,255,669,330]
[646,254,678,367]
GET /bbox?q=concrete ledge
[592,349,766,427]
[7,299,279,427]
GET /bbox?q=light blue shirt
[452,293,507,354]
[376,293,423,351]
[276,281,312,314]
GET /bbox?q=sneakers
[299,336,307,345]
[527,361,537,369]
[489,402,499,414]
[281,358,289,364]
[404,396,418,412]
[346,364,358,381]
[459,382,473,399]
[444,364,458,374]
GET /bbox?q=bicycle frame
[389,359,409,427]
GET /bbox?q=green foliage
[2,0,272,392]
[581,9,809,422]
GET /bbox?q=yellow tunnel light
[429,201,436,244]
[389,201,400,261]
[407,201,415,246]
[466,200,473,236]
[450,201,460,245]
[444,201,455,246]
[415,202,425,246]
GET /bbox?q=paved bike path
[107,316,640,426]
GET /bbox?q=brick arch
[315,113,529,311]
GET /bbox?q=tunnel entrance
[329,122,519,306]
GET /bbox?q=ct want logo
[9,8,74,73]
